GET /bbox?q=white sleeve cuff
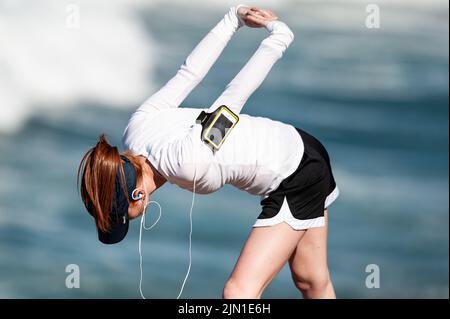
[234,4,249,28]
[265,20,295,42]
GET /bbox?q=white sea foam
[0,0,157,133]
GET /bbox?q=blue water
[0,2,448,298]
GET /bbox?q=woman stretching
[78,5,339,299]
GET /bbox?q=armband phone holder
[196,105,239,152]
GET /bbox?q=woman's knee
[291,268,331,293]
[223,278,261,299]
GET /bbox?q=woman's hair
[77,134,143,232]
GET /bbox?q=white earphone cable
[138,200,161,299]
[176,141,197,299]
[138,136,198,299]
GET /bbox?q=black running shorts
[253,128,339,230]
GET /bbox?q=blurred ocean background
[0,0,448,298]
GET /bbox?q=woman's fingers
[257,9,270,18]
[250,8,266,18]
[250,6,262,12]
[244,13,267,28]
[240,7,279,28]
[265,10,278,19]
[249,8,278,21]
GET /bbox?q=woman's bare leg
[288,210,336,299]
[223,222,305,299]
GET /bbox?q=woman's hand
[237,6,278,28]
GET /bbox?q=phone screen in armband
[197,105,239,151]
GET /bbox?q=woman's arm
[207,16,294,115]
[137,6,245,112]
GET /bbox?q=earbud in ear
[132,189,143,201]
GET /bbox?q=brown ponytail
[77,135,145,233]
[77,134,124,232]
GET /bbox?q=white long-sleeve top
[122,6,304,196]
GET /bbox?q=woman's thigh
[288,210,333,296]
[226,222,305,297]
